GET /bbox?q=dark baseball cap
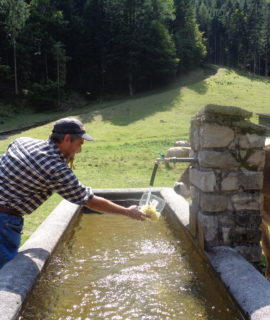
[52,118,94,141]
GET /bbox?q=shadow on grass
[0,66,217,139]
[78,65,217,126]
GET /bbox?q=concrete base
[0,187,269,320]
[164,190,270,320]
[208,247,270,320]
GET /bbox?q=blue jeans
[0,211,24,268]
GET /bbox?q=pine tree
[1,0,29,95]
[173,0,206,72]
[261,1,270,76]
[21,0,68,83]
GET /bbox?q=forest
[195,0,270,75]
[0,0,268,109]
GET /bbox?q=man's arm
[86,195,150,221]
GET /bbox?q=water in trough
[19,211,245,320]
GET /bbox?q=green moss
[234,120,267,134]
[196,104,252,120]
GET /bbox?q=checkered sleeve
[49,164,94,205]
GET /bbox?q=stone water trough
[1,104,270,320]
[0,187,269,320]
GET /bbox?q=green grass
[1,64,270,244]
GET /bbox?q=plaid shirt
[0,137,93,215]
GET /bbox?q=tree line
[1,0,269,110]
[0,0,205,109]
[194,0,270,76]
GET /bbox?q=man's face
[61,136,84,162]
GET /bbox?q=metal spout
[149,161,159,187]
[148,157,197,188]
[156,157,197,163]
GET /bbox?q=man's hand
[87,196,151,221]
[126,205,151,221]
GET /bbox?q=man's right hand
[87,196,151,221]
[125,205,151,221]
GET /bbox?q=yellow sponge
[141,205,161,221]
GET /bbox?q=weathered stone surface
[234,120,267,135]
[230,192,262,211]
[234,245,262,263]
[208,246,270,320]
[200,123,234,148]
[221,227,232,246]
[198,212,219,248]
[189,150,197,161]
[155,188,270,320]
[160,188,190,228]
[232,227,262,245]
[238,133,266,149]
[189,104,266,266]
[221,172,238,191]
[190,168,216,192]
[239,170,263,190]
[200,193,228,212]
[190,186,200,202]
[239,150,247,159]
[238,170,263,190]
[218,212,235,227]
[234,211,261,228]
[198,220,205,250]
[189,203,198,238]
[198,150,239,168]
[246,150,265,170]
[221,170,263,191]
[189,124,200,150]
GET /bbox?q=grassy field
[1,64,270,244]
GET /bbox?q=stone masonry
[189,104,266,265]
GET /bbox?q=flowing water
[19,212,245,320]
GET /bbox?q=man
[0,118,149,268]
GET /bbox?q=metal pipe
[156,157,197,163]
[148,157,197,188]
[149,161,159,187]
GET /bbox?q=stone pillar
[189,104,266,265]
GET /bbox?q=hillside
[1,65,270,243]
[1,65,270,186]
